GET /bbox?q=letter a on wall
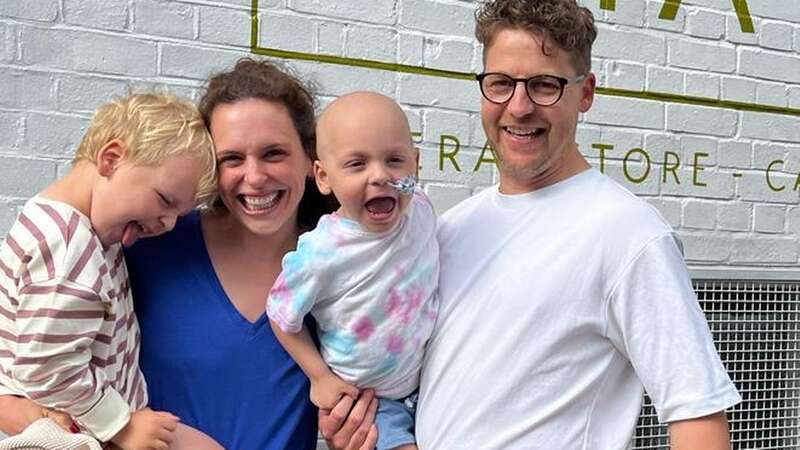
[599,0,755,33]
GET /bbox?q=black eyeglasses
[476,73,586,106]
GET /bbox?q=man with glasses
[412,0,740,449]
[320,1,739,449]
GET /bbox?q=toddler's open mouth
[365,196,396,220]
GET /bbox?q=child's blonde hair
[74,93,217,207]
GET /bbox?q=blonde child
[267,92,438,450]
[0,94,223,450]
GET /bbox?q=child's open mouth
[365,196,396,220]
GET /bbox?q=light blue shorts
[376,392,418,450]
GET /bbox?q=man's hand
[319,389,379,450]
[669,412,731,450]
[111,409,179,450]
[310,372,360,410]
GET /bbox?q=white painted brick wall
[739,48,800,84]
[722,76,756,103]
[759,21,794,51]
[684,199,717,230]
[668,38,736,73]
[718,202,751,231]
[754,204,786,233]
[1,0,799,273]
[685,72,719,99]
[686,8,725,40]
[0,1,59,22]
[666,104,737,136]
[63,0,129,31]
[133,0,195,40]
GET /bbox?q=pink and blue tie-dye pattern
[266,189,439,399]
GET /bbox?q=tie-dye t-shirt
[267,188,439,399]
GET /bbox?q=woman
[0,58,377,450]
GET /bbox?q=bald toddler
[266,92,439,450]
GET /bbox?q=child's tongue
[121,221,140,247]
[365,197,395,214]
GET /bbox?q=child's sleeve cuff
[75,387,131,442]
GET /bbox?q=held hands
[319,389,379,450]
[311,372,360,410]
[111,408,179,450]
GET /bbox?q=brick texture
[0,0,798,275]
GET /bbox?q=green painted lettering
[473,141,498,172]
[623,148,651,184]
[658,0,681,19]
[439,134,461,172]
[659,0,754,33]
[766,160,785,192]
[662,151,681,184]
[592,143,614,174]
[600,0,616,10]
[692,152,708,187]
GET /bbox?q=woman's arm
[269,321,359,409]
[0,395,74,435]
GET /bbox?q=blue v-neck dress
[125,212,317,450]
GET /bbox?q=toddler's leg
[169,423,225,450]
[375,396,417,450]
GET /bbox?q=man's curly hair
[475,0,597,75]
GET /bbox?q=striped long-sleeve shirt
[0,196,147,442]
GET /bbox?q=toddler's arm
[269,321,359,409]
[110,408,178,450]
[11,278,133,441]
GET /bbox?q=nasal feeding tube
[386,175,417,195]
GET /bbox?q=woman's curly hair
[475,0,597,75]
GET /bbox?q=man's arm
[668,412,731,450]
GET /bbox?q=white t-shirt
[416,169,740,450]
[267,189,439,399]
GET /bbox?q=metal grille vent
[632,279,800,450]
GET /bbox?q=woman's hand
[0,395,74,435]
[319,389,379,450]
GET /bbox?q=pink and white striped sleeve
[11,276,130,442]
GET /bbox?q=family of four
[0,0,740,449]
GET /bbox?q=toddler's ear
[96,139,127,177]
[313,160,332,195]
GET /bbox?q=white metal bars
[632,279,800,450]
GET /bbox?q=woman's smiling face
[210,98,312,236]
